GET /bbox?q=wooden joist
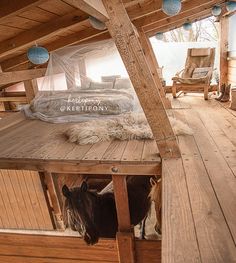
[0,10,89,59]
[103,0,180,158]
[144,3,218,36]
[63,0,109,21]
[136,0,224,29]
[126,0,162,20]
[0,97,27,103]
[1,29,109,71]
[0,68,46,85]
[0,0,224,71]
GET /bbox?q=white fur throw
[65,113,193,145]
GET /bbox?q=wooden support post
[24,79,38,103]
[116,232,135,263]
[78,58,87,88]
[112,175,135,263]
[138,28,171,109]
[219,16,229,87]
[112,175,131,231]
[43,172,65,230]
[103,0,180,158]
[0,66,9,111]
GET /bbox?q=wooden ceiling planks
[0,0,47,21]
[38,0,76,16]
[18,6,59,23]
[0,10,89,59]
[0,0,225,71]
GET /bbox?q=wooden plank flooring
[164,95,236,263]
[0,117,161,175]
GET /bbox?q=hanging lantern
[162,0,182,16]
[226,1,236,12]
[183,22,192,31]
[155,32,164,40]
[27,46,49,65]
[211,5,222,16]
[89,16,106,30]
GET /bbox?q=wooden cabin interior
[0,0,236,263]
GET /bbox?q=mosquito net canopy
[23,39,142,123]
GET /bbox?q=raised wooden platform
[0,114,161,175]
[162,95,236,262]
[1,96,236,262]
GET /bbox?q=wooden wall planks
[0,169,54,230]
[0,232,161,263]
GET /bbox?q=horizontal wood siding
[0,169,53,230]
[0,233,161,263]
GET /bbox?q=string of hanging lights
[155,0,236,41]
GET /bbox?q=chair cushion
[89,81,113,90]
[182,64,196,78]
[191,48,210,57]
[192,67,211,79]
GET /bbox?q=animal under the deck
[62,176,152,245]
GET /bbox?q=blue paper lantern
[226,1,236,12]
[155,32,164,40]
[89,16,106,30]
[211,5,222,16]
[183,22,192,31]
[27,46,49,65]
[162,0,181,16]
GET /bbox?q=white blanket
[23,89,135,123]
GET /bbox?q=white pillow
[101,75,121,83]
[89,81,113,90]
[192,67,211,79]
[114,78,133,89]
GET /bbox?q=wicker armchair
[172,48,215,100]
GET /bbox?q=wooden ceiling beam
[63,0,109,21]
[146,10,212,37]
[1,29,109,71]
[0,0,223,71]
[0,68,46,85]
[133,0,224,28]
[103,0,180,158]
[144,7,213,36]
[0,10,89,60]
[0,0,47,22]
[126,0,162,20]
[143,1,224,33]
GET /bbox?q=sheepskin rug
[65,113,193,145]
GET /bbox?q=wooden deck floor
[0,95,236,262]
[0,114,160,175]
[163,95,236,263]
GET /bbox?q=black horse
[62,176,151,245]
